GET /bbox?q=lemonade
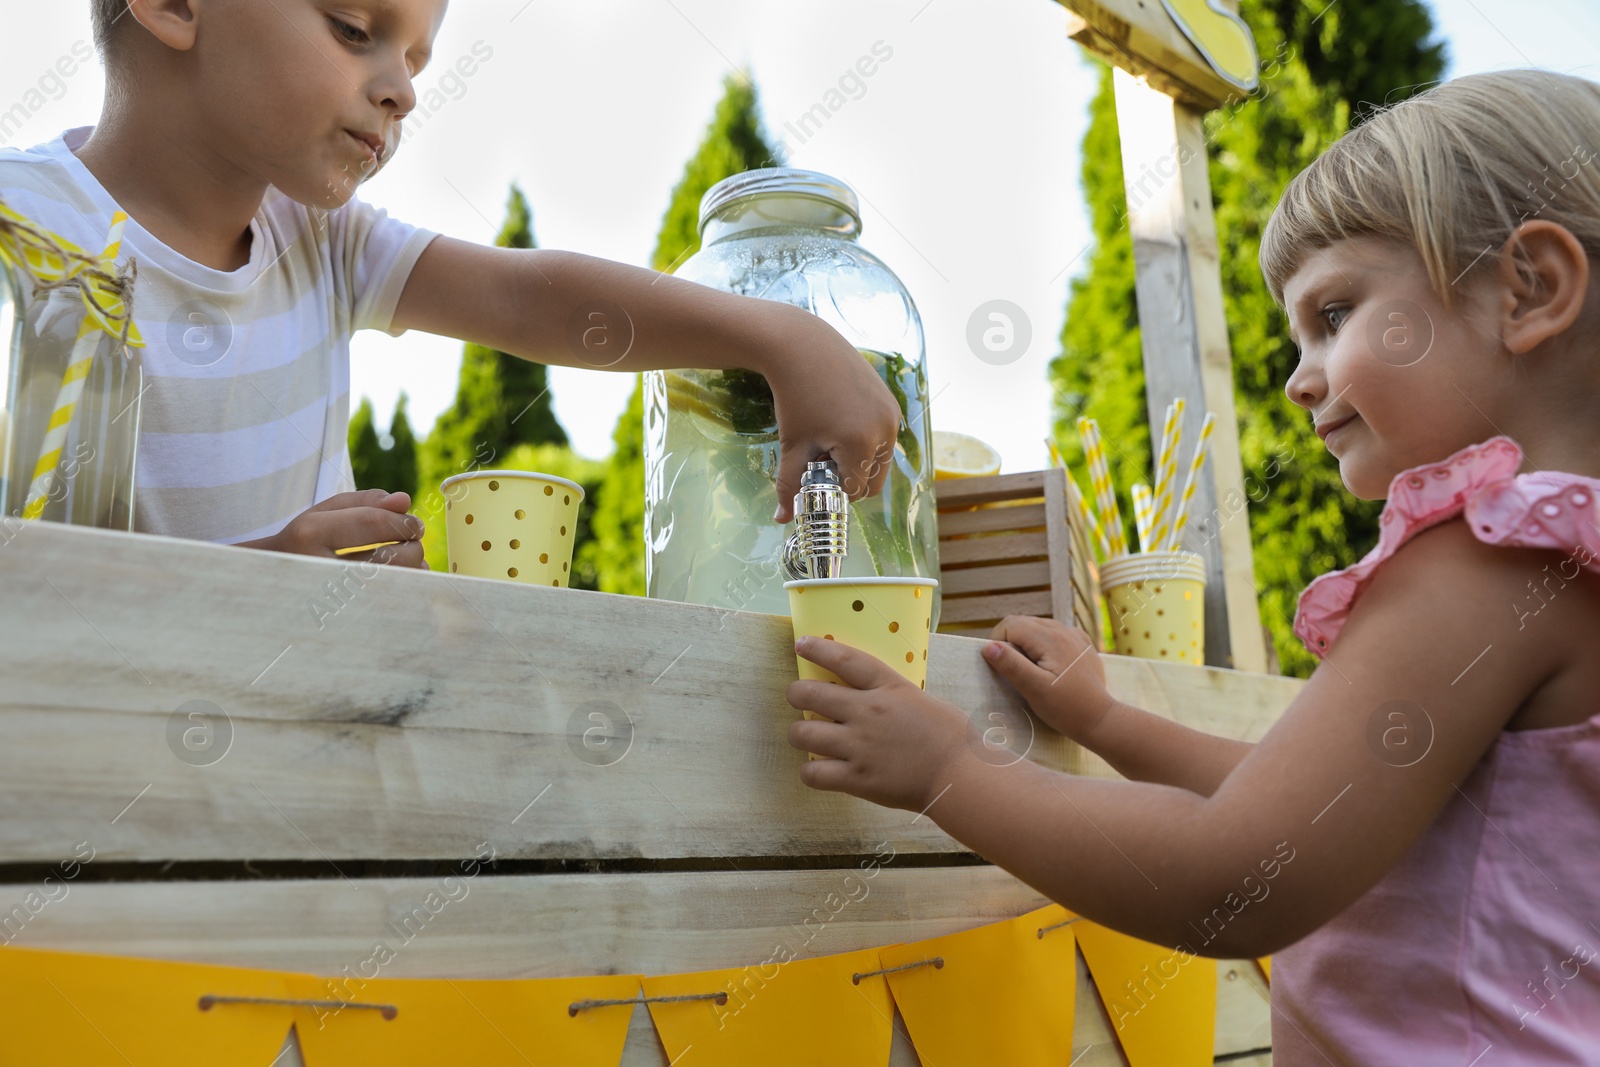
[644,348,940,624]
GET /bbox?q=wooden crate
[934,468,1103,647]
[0,520,1300,1064]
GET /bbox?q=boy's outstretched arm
[391,238,903,521]
[789,521,1565,957]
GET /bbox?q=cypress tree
[386,393,419,501]
[416,185,566,502]
[1049,0,1445,677]
[348,396,385,491]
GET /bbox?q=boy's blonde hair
[1261,69,1600,309]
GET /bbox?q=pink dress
[1273,436,1600,1065]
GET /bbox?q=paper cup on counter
[785,577,939,761]
[442,470,584,586]
[1100,550,1205,664]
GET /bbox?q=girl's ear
[127,0,200,53]
[1495,220,1590,355]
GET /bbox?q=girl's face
[1282,237,1509,500]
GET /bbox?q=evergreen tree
[386,393,419,501]
[415,185,565,501]
[348,396,385,490]
[1049,0,1445,677]
[349,394,419,498]
[579,73,780,596]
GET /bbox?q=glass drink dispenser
[643,168,940,625]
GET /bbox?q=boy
[0,0,899,567]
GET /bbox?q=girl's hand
[982,616,1117,745]
[786,637,971,813]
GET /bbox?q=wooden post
[1112,68,1267,673]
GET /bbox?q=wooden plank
[938,530,1049,567]
[1043,467,1078,625]
[938,561,1052,597]
[2,866,1270,1066]
[937,503,1048,537]
[936,590,1055,626]
[933,470,1045,509]
[1056,0,1255,110]
[1112,68,1266,674]
[0,523,1301,865]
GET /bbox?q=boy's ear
[1495,220,1590,356]
[126,0,202,53]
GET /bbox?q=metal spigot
[782,459,849,580]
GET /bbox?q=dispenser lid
[697,168,861,235]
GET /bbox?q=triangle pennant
[878,904,1077,1067]
[0,944,297,1067]
[641,947,892,1067]
[286,972,641,1067]
[1074,921,1216,1067]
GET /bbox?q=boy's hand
[240,490,426,568]
[981,616,1117,745]
[762,307,903,523]
[785,637,970,813]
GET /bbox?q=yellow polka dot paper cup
[785,577,939,761]
[1100,551,1206,664]
[441,471,584,587]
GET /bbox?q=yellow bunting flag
[0,945,297,1066]
[1074,921,1216,1067]
[642,947,892,1067]
[286,972,640,1067]
[1257,956,1272,982]
[877,904,1077,1067]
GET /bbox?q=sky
[3,0,1599,471]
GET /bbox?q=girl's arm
[1079,699,1253,796]
[389,237,902,522]
[790,520,1566,957]
[982,615,1252,796]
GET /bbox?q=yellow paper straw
[1147,398,1185,552]
[22,213,131,521]
[1045,436,1111,563]
[1076,417,1127,557]
[1164,411,1217,552]
[1048,437,1111,564]
[1132,482,1154,553]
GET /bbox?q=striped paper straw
[1076,417,1127,557]
[1147,398,1185,552]
[21,213,130,521]
[1132,482,1154,553]
[1044,436,1111,564]
[1164,412,1217,552]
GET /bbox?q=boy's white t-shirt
[0,126,439,544]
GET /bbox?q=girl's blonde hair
[1261,69,1600,308]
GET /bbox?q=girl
[786,68,1600,1063]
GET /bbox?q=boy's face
[1281,237,1507,500]
[184,0,447,209]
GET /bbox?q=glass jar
[644,168,940,624]
[0,221,142,532]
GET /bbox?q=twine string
[197,994,398,1020]
[0,203,141,355]
[1037,917,1083,938]
[852,957,943,985]
[568,992,728,1017]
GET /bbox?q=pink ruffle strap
[1293,436,1600,658]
